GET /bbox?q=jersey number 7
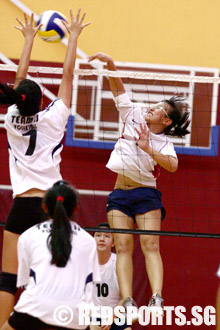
[22,129,37,156]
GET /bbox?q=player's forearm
[15,36,34,88]
[63,33,78,78]
[144,146,178,172]
[106,58,125,97]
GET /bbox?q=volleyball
[36,10,68,43]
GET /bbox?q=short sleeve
[7,105,18,114]
[42,99,70,130]
[113,93,134,122]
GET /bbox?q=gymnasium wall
[1,0,220,68]
[1,1,220,329]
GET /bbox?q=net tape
[0,222,219,238]
[0,64,220,84]
[83,227,220,239]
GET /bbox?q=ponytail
[0,79,42,116]
[163,95,190,138]
[169,111,190,138]
[45,181,78,268]
[48,197,72,267]
[0,83,22,105]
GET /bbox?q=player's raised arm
[58,8,91,108]
[13,13,41,89]
[88,52,125,97]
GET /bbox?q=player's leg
[0,230,19,328]
[0,197,45,327]
[90,325,101,330]
[135,209,164,311]
[0,321,15,330]
[107,209,134,300]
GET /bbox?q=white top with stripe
[14,220,101,329]
[106,93,177,187]
[4,99,69,197]
[92,252,120,317]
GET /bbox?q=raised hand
[88,52,113,64]
[135,124,151,153]
[62,8,91,37]
[14,13,42,39]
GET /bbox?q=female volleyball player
[90,222,131,330]
[88,52,190,316]
[0,9,90,327]
[0,181,100,330]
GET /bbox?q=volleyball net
[0,58,220,239]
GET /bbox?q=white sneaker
[148,294,164,316]
[122,296,139,323]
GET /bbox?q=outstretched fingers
[75,8,81,21]
[14,17,24,30]
[79,11,91,29]
[82,21,91,28]
[79,12,86,24]
[14,12,41,36]
[61,19,70,33]
[87,54,98,62]
[134,124,149,142]
[87,52,112,64]
[66,8,91,34]
[29,13,34,26]
[23,13,28,25]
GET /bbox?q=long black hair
[44,180,79,267]
[0,79,42,116]
[163,96,190,138]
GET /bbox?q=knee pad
[0,271,17,295]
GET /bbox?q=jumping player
[88,52,190,316]
[0,9,90,326]
[0,181,100,330]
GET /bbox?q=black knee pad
[0,271,17,295]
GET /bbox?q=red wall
[0,87,220,329]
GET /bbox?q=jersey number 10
[96,283,109,297]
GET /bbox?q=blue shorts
[106,187,165,221]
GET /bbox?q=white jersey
[93,253,120,317]
[106,93,177,187]
[14,220,101,329]
[4,99,69,197]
